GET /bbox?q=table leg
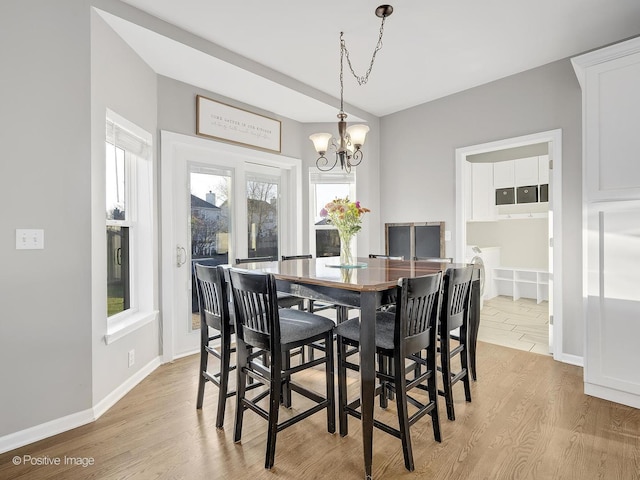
[359,292,376,479]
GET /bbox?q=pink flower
[320,208,328,217]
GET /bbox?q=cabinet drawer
[495,187,515,205]
[517,185,538,203]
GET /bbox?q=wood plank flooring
[2,343,639,480]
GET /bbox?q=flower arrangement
[320,197,370,265]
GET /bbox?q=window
[106,140,130,316]
[104,111,154,337]
[309,169,356,257]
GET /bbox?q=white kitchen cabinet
[493,161,514,189]
[538,155,550,184]
[514,157,539,186]
[573,36,640,408]
[469,163,496,221]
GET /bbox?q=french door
[160,131,302,360]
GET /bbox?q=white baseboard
[0,408,95,455]
[585,382,640,409]
[558,353,584,367]
[0,356,162,454]
[92,356,161,419]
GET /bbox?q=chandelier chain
[340,15,387,88]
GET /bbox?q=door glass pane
[190,170,232,329]
[246,175,279,258]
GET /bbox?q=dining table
[235,256,480,479]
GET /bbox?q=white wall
[380,59,584,356]
[467,219,549,269]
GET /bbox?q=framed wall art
[196,95,281,153]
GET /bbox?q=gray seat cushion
[278,308,335,345]
[335,311,396,350]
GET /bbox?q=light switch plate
[445,230,452,241]
[16,229,44,249]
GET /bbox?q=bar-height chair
[336,273,443,471]
[236,256,305,310]
[228,268,336,469]
[194,264,236,428]
[438,266,474,421]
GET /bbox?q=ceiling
[103,0,640,123]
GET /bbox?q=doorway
[160,131,302,361]
[455,129,563,361]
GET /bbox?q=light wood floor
[479,296,550,355]
[2,342,639,480]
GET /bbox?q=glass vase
[339,231,355,266]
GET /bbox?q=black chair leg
[393,356,414,471]
[216,336,232,428]
[196,345,208,409]
[427,354,442,443]
[234,344,249,443]
[460,328,472,403]
[378,353,389,409]
[325,332,336,433]
[281,352,292,408]
[265,365,281,469]
[440,336,456,421]
[337,335,349,437]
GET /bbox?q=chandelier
[309,5,393,173]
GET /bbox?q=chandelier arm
[341,15,388,86]
[316,154,338,172]
[351,149,363,167]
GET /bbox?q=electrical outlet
[128,349,135,368]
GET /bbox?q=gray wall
[157,78,383,257]
[91,9,160,404]
[0,0,93,435]
[380,59,583,356]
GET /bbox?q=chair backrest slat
[195,263,230,331]
[395,272,443,355]
[442,266,474,332]
[228,268,281,351]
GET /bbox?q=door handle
[176,245,187,267]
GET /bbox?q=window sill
[104,310,159,345]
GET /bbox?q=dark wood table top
[235,257,460,292]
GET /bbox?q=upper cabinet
[493,161,514,189]
[494,157,545,188]
[469,163,497,221]
[467,156,549,222]
[573,38,640,201]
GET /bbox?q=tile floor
[478,295,550,355]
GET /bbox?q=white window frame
[102,110,157,343]
[309,168,356,257]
